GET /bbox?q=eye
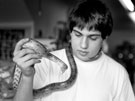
[89,35,99,40]
[73,30,82,37]
[75,32,81,37]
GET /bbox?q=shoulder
[102,53,129,79]
[34,49,66,72]
[50,48,66,57]
[39,48,67,67]
[33,49,67,89]
[103,53,125,70]
[50,48,70,66]
[103,54,135,100]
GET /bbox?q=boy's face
[70,26,103,62]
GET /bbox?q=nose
[80,37,88,49]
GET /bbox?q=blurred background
[0,0,135,100]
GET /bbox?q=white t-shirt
[34,49,135,101]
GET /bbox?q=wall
[108,27,135,53]
[0,0,33,22]
[24,0,69,38]
[0,0,34,37]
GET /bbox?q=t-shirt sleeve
[33,51,69,90]
[33,57,62,89]
[114,69,135,101]
[32,49,70,100]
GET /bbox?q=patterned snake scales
[2,39,77,99]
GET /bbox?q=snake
[1,38,77,99]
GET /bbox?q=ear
[70,32,72,36]
[102,40,109,53]
[69,32,72,38]
[103,36,109,40]
[106,36,109,39]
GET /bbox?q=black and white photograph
[0,0,135,101]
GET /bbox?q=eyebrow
[73,29,82,35]
[73,29,101,36]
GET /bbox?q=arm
[12,38,41,101]
[13,75,34,101]
[114,70,135,101]
[133,72,135,94]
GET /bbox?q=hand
[13,38,41,77]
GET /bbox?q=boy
[13,0,135,101]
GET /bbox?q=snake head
[22,39,48,55]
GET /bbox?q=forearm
[13,75,34,101]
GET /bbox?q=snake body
[33,43,77,98]
[2,39,77,99]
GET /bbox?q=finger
[13,51,41,67]
[14,48,37,58]
[20,53,41,63]
[13,54,41,70]
[20,59,41,70]
[21,59,41,76]
[13,38,30,56]
[25,59,41,67]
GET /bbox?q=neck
[88,51,102,62]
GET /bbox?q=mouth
[78,50,88,56]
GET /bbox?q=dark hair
[68,0,113,39]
